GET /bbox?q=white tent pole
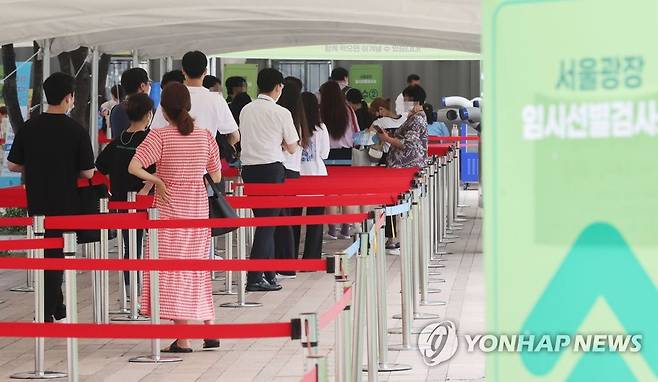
[219,57,224,82]
[159,58,165,82]
[132,50,139,67]
[166,56,173,71]
[41,39,51,114]
[90,47,100,157]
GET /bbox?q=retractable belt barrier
[0,156,462,382]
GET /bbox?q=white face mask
[65,96,75,115]
[403,101,415,113]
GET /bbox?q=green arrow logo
[520,223,657,380]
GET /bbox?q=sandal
[203,339,220,350]
[162,340,193,353]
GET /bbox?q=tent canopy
[0,0,480,58]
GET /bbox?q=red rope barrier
[0,322,292,339]
[0,216,32,227]
[428,144,452,157]
[0,258,328,272]
[319,287,352,330]
[0,238,63,251]
[45,213,368,230]
[243,183,410,197]
[428,135,480,142]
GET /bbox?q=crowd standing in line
[5,51,456,351]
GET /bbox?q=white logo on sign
[417,320,459,366]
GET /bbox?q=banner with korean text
[484,0,658,381]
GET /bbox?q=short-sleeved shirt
[95,130,155,201]
[110,102,131,139]
[150,86,239,137]
[239,94,300,166]
[386,111,428,169]
[7,113,95,216]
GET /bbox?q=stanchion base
[457,205,468,209]
[213,290,237,296]
[428,264,445,269]
[421,300,447,306]
[9,286,34,293]
[362,363,413,372]
[455,217,468,222]
[427,288,443,294]
[440,239,456,244]
[392,312,440,320]
[111,315,150,322]
[443,235,459,240]
[10,371,67,379]
[129,355,182,363]
[388,344,414,351]
[219,302,262,308]
[109,308,130,315]
[388,327,423,335]
[429,278,446,284]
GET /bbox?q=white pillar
[159,58,165,81]
[132,50,139,67]
[166,56,173,71]
[41,39,51,113]
[218,57,224,81]
[90,47,100,158]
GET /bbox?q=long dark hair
[301,92,322,139]
[278,78,311,147]
[319,80,348,140]
[160,82,194,135]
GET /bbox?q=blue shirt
[428,121,450,137]
[109,102,130,139]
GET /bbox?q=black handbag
[205,174,238,237]
[77,179,117,244]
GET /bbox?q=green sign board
[223,63,258,100]
[350,64,383,103]
[484,0,658,381]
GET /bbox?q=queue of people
[5,51,448,350]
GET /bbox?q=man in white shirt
[395,74,421,115]
[240,68,300,292]
[150,51,239,147]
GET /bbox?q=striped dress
[133,125,220,321]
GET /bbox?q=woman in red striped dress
[128,83,222,352]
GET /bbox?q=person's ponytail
[160,82,195,136]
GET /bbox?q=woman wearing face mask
[375,85,429,253]
[96,93,156,286]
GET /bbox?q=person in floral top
[376,85,428,169]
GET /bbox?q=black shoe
[53,304,66,321]
[162,340,193,353]
[276,272,296,279]
[246,281,283,292]
[203,339,220,350]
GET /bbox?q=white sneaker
[276,273,297,279]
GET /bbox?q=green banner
[223,63,258,100]
[349,64,383,103]
[484,0,658,381]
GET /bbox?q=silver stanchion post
[10,224,35,292]
[388,209,414,348]
[351,230,369,382]
[110,229,129,315]
[220,184,261,308]
[333,255,351,382]
[113,192,148,321]
[362,226,379,382]
[300,312,319,355]
[11,216,67,380]
[371,209,411,372]
[99,198,110,323]
[304,355,329,382]
[130,208,182,363]
[420,176,446,304]
[63,232,79,382]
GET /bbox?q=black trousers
[291,206,325,259]
[274,169,299,272]
[44,230,64,322]
[242,162,286,284]
[122,229,144,285]
[386,215,397,239]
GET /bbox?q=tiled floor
[0,190,484,382]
